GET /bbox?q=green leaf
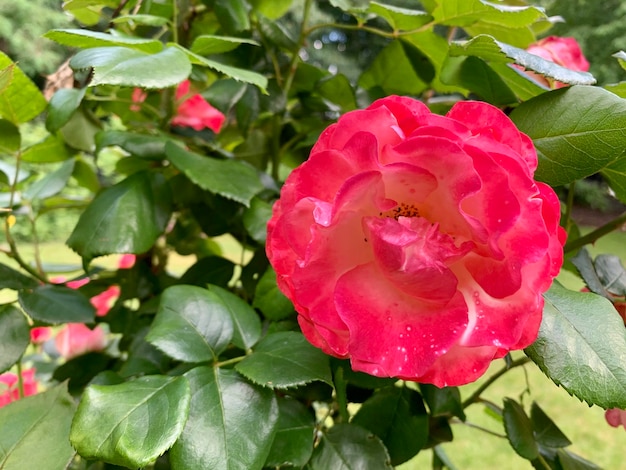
[253,267,294,321]
[111,14,170,27]
[0,63,14,94]
[316,73,357,112]
[0,306,29,373]
[0,264,39,290]
[557,449,602,470]
[71,375,190,468]
[146,285,234,363]
[613,51,626,71]
[594,254,626,296]
[23,159,75,202]
[248,0,293,19]
[21,134,72,163]
[19,285,95,324]
[191,35,259,56]
[179,256,235,288]
[207,284,261,350]
[165,142,263,207]
[265,396,315,467]
[530,402,571,449]
[96,130,171,159]
[420,384,466,420]
[308,423,393,470]
[256,14,298,51]
[242,196,273,244]
[60,109,101,152]
[45,29,163,53]
[352,386,429,466]
[433,0,546,28]
[503,398,539,460]
[73,158,100,193]
[46,88,86,133]
[602,155,626,203]
[0,384,76,470]
[214,0,251,33]
[525,282,626,409]
[0,119,20,154]
[369,2,432,31]
[0,160,29,185]
[70,46,191,89]
[510,86,626,186]
[235,331,333,388]
[571,248,611,299]
[0,52,47,124]
[170,367,279,470]
[67,171,172,262]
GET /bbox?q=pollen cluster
[379,203,420,220]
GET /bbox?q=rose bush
[55,323,107,359]
[525,36,590,88]
[170,79,225,132]
[267,96,565,387]
[0,369,38,407]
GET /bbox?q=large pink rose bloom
[525,36,590,89]
[267,96,565,387]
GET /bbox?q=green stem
[451,417,507,439]
[564,211,626,253]
[564,181,576,234]
[305,20,435,39]
[172,0,179,44]
[16,361,25,399]
[282,0,313,99]
[462,357,530,409]
[215,355,246,368]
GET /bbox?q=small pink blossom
[0,368,38,407]
[171,80,225,133]
[30,327,52,344]
[55,323,107,359]
[524,36,590,89]
[118,254,136,269]
[605,409,626,430]
[130,88,148,112]
[90,285,121,317]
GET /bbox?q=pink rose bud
[0,368,38,407]
[266,96,565,387]
[55,323,107,359]
[118,254,136,269]
[171,80,225,133]
[524,36,590,89]
[30,326,52,344]
[90,285,121,317]
[130,88,148,112]
[605,409,626,430]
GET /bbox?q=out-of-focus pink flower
[55,323,107,359]
[30,327,52,344]
[118,254,136,269]
[51,276,89,289]
[267,96,565,387]
[131,88,148,112]
[90,285,121,317]
[171,80,225,133]
[0,368,38,407]
[523,36,590,89]
[605,409,626,430]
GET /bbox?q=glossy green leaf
[503,398,538,460]
[146,285,234,363]
[0,384,76,470]
[594,254,626,296]
[316,73,357,112]
[525,282,626,408]
[0,63,14,94]
[67,171,172,262]
[253,267,294,320]
[191,35,259,56]
[179,256,235,288]
[0,264,39,290]
[170,367,279,470]
[46,88,86,133]
[0,120,20,154]
[96,130,170,159]
[70,46,191,89]
[0,306,29,373]
[352,386,428,465]
[72,158,100,193]
[256,14,298,51]
[207,284,261,350]
[214,0,250,33]
[0,52,46,124]
[45,29,163,52]
[571,249,611,299]
[23,159,75,201]
[19,285,95,324]
[308,423,393,470]
[530,402,571,449]
[265,397,315,467]
[110,14,170,26]
[71,375,190,468]
[433,0,546,28]
[602,155,626,204]
[557,449,602,470]
[510,86,626,186]
[242,196,273,244]
[369,2,432,31]
[420,384,466,420]
[165,142,263,207]
[60,109,100,152]
[248,0,293,19]
[235,331,333,388]
[21,134,72,163]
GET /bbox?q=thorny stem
[564,210,626,253]
[462,357,530,409]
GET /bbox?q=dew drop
[406,326,412,332]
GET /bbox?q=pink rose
[605,409,626,430]
[524,36,590,89]
[171,80,225,133]
[0,368,38,407]
[267,96,565,387]
[55,323,107,359]
[30,326,52,344]
[90,285,120,317]
[118,254,136,269]
[130,88,148,112]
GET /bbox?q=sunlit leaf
[0,306,29,373]
[45,29,163,53]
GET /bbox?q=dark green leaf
[0,306,29,373]
[179,256,235,288]
[214,0,250,33]
[23,159,75,201]
[253,267,294,321]
[256,14,298,51]
[316,73,357,112]
[165,142,263,206]
[45,29,163,52]
[96,130,170,159]
[503,398,538,460]
[557,449,602,470]
[0,384,76,470]
[235,331,333,388]
[71,375,190,468]
[207,284,261,350]
[602,156,626,203]
[352,386,429,465]
[249,0,293,19]
[265,396,314,467]
[0,264,39,290]
[420,384,466,420]
[53,352,115,396]
[242,196,273,244]
[60,109,100,152]
[70,46,191,89]
[594,254,626,296]
[19,285,95,324]
[46,88,86,133]
[191,35,259,56]
[170,367,279,470]
[21,134,72,163]
[510,86,626,186]
[571,248,611,299]
[530,402,571,449]
[0,52,47,124]
[0,119,20,154]
[146,285,234,363]
[308,423,393,470]
[67,171,172,262]
[525,282,626,408]
[72,158,100,193]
